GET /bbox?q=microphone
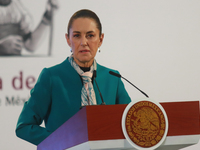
[93,70,106,105]
[109,71,149,98]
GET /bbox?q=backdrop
[0,0,199,149]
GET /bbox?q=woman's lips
[79,50,90,53]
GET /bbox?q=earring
[98,48,101,53]
[70,48,72,53]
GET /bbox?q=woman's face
[66,18,104,67]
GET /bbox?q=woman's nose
[80,37,87,46]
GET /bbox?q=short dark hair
[67,9,102,37]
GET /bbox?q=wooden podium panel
[161,101,200,136]
[37,101,200,150]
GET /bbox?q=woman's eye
[87,34,94,38]
[73,34,80,38]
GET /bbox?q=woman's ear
[98,33,104,47]
[65,33,71,47]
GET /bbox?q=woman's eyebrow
[72,31,81,34]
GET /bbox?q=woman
[15,9,131,145]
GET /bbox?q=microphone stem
[121,77,149,98]
[94,78,106,105]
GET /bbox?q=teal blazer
[16,58,131,145]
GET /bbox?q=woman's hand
[0,35,23,55]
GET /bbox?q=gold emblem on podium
[122,99,168,150]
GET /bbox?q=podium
[37,101,200,150]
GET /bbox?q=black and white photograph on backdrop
[0,0,58,56]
